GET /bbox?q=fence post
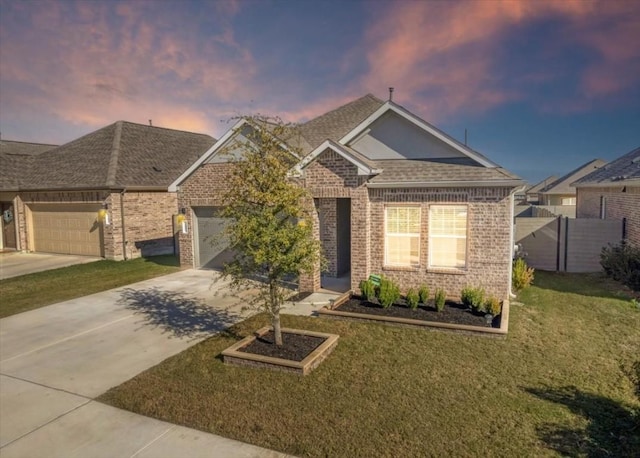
[555,216,561,272]
[564,217,569,272]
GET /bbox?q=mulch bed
[336,297,501,328]
[239,330,326,362]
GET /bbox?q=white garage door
[194,206,234,270]
[30,204,103,257]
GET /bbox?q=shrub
[406,288,419,310]
[600,242,640,292]
[512,258,535,292]
[434,288,446,312]
[359,279,377,302]
[461,286,485,312]
[378,276,400,309]
[485,296,501,316]
[418,285,430,304]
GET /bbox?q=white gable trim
[293,140,381,177]
[339,102,498,168]
[168,119,247,192]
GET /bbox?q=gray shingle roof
[572,147,640,187]
[299,94,384,149]
[527,176,558,194]
[368,158,520,185]
[0,141,59,189]
[540,159,607,195]
[5,122,215,190]
[0,140,58,156]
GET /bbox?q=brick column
[350,186,370,292]
[299,198,321,292]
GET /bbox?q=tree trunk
[272,311,283,346]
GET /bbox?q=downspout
[509,185,526,299]
[120,188,127,260]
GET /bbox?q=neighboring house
[0,123,215,258]
[538,160,606,206]
[525,176,557,204]
[572,146,640,247]
[170,94,524,300]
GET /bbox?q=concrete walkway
[0,269,310,458]
[0,251,101,280]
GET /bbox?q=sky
[1,0,639,184]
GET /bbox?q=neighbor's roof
[526,176,558,194]
[0,140,59,189]
[572,147,640,187]
[539,159,607,195]
[6,122,215,191]
[367,158,522,187]
[298,94,384,150]
[0,140,58,156]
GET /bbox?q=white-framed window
[429,205,467,268]
[561,197,576,205]
[384,206,420,267]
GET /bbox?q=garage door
[194,206,234,270]
[30,204,103,256]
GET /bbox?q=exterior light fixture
[176,208,188,234]
[98,203,110,226]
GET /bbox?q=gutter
[120,188,128,260]
[366,179,524,188]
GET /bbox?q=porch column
[299,197,321,292]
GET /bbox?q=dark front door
[1,202,17,249]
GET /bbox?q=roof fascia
[168,119,247,192]
[293,140,381,176]
[367,179,524,189]
[339,102,498,168]
[573,179,640,188]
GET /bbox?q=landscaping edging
[221,326,339,375]
[319,292,510,336]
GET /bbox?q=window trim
[428,204,468,269]
[384,205,421,268]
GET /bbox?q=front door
[1,202,17,249]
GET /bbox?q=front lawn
[99,271,640,457]
[0,255,180,318]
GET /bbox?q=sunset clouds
[0,0,638,182]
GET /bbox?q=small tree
[219,116,322,346]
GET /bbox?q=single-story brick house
[538,159,606,206]
[0,123,215,258]
[170,94,524,300]
[572,146,640,247]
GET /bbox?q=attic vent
[152,166,162,172]
[632,156,640,163]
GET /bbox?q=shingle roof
[527,176,558,194]
[367,158,520,186]
[5,122,215,190]
[572,147,640,187]
[0,140,59,189]
[0,140,58,156]
[540,159,607,195]
[299,94,384,150]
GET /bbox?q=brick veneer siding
[176,163,235,267]
[11,190,177,260]
[576,186,640,247]
[318,198,338,276]
[303,149,514,299]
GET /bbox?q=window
[429,205,467,268]
[561,197,576,205]
[385,207,420,267]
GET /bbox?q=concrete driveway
[0,269,289,458]
[0,252,101,280]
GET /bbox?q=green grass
[0,255,180,318]
[99,271,640,457]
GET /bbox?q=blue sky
[1,0,638,184]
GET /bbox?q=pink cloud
[358,0,639,120]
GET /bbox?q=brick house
[572,146,640,247]
[0,123,215,258]
[538,159,606,206]
[170,94,524,300]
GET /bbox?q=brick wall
[177,163,235,267]
[368,187,513,300]
[576,185,640,247]
[318,198,337,276]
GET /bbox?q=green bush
[485,296,501,316]
[512,258,535,292]
[461,286,485,312]
[600,242,640,292]
[406,288,419,310]
[418,285,430,304]
[434,288,446,312]
[359,279,377,302]
[378,276,400,309]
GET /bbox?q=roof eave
[573,179,640,188]
[366,179,525,189]
[296,140,380,176]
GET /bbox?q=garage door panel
[30,204,103,257]
[194,206,234,270]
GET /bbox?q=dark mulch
[239,330,326,362]
[337,297,500,328]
